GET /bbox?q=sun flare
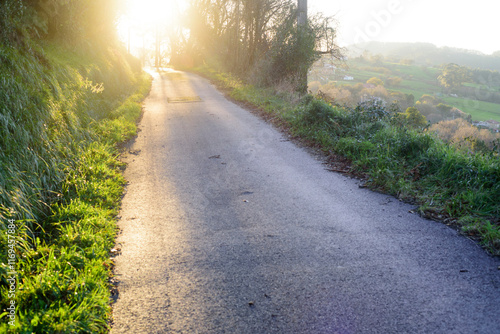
[117,0,183,57]
[125,0,176,26]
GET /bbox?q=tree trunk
[297,0,307,92]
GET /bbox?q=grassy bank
[0,39,151,333]
[194,66,500,256]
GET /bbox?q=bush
[400,107,428,128]
[386,76,402,86]
[367,77,384,86]
[301,98,336,126]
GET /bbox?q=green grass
[195,65,500,256]
[330,59,500,123]
[399,79,438,93]
[0,39,151,333]
[442,97,500,122]
[389,63,440,81]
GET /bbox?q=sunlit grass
[9,143,126,333]
[0,38,151,333]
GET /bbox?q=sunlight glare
[118,0,183,58]
[125,0,176,26]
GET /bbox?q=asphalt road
[110,69,500,334]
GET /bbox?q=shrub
[301,98,336,126]
[386,76,402,86]
[367,77,384,86]
[400,107,428,128]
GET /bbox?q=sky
[119,0,500,56]
[309,0,500,55]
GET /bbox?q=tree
[367,77,383,86]
[436,103,453,117]
[386,76,402,86]
[438,63,471,91]
[429,118,500,151]
[370,54,383,65]
[418,94,440,105]
[179,0,342,90]
[401,107,427,127]
[405,93,415,106]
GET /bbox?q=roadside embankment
[0,39,150,333]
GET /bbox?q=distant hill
[347,42,500,71]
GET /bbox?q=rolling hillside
[309,50,500,124]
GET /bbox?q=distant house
[360,95,386,106]
[343,75,354,81]
[474,121,490,127]
[474,120,500,129]
[487,119,500,129]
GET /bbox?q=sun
[125,0,176,26]
[117,0,183,55]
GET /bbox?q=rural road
[110,69,500,333]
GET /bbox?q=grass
[442,97,500,122]
[194,65,500,256]
[332,59,500,123]
[0,38,151,333]
[11,143,126,333]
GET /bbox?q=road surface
[111,69,500,333]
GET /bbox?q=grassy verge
[0,39,151,333]
[194,66,500,256]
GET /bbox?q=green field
[442,97,500,121]
[311,59,500,123]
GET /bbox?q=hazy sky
[309,0,499,55]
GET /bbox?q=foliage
[310,56,500,125]
[438,63,471,91]
[177,0,342,91]
[0,3,151,331]
[0,0,119,47]
[0,0,27,45]
[367,77,384,86]
[399,107,428,128]
[429,118,500,151]
[386,76,402,86]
